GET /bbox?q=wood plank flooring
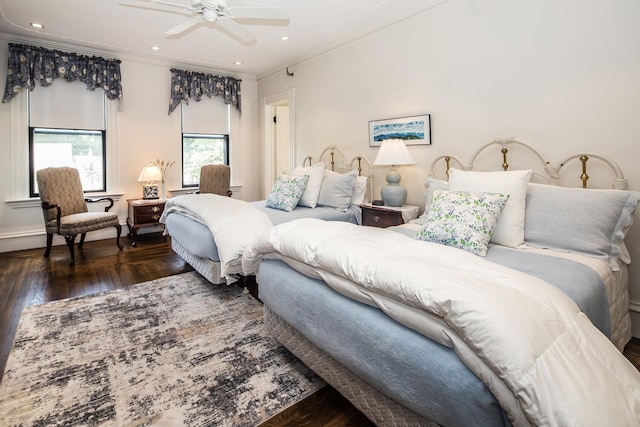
[0,233,372,426]
[1,233,639,426]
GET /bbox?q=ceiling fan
[129,0,289,42]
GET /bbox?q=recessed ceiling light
[234,61,243,65]
[280,36,289,41]
[151,46,160,51]
[30,22,44,29]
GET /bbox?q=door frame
[262,88,296,198]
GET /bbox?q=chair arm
[86,197,115,212]
[41,202,62,230]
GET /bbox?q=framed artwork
[369,114,431,147]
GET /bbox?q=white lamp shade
[137,165,162,183]
[373,139,415,166]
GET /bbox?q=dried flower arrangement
[152,159,175,183]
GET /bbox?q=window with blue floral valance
[2,43,123,104]
[169,68,241,115]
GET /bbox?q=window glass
[182,133,229,187]
[30,127,106,196]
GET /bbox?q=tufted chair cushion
[199,164,232,196]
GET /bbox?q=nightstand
[126,199,166,247]
[361,204,420,228]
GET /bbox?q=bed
[160,146,372,286]
[242,138,640,426]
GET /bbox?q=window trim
[181,132,230,188]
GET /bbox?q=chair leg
[115,224,123,250]
[44,233,53,258]
[65,235,77,266]
[78,233,87,249]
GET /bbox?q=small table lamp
[373,139,415,206]
[137,165,162,199]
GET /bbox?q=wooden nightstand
[126,199,166,247]
[361,204,420,228]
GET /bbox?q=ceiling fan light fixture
[280,35,289,41]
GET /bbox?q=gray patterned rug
[0,272,325,426]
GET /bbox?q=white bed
[243,138,640,426]
[161,146,372,286]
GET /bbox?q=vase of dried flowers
[152,159,175,199]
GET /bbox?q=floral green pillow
[416,189,509,256]
[265,174,309,212]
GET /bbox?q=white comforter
[161,194,272,282]
[243,218,640,427]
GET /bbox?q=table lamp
[137,165,162,199]
[373,139,415,206]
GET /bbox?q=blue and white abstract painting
[369,114,431,146]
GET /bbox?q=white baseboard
[0,223,127,253]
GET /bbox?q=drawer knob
[152,206,160,212]
[373,215,380,222]
[152,214,160,221]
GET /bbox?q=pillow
[351,175,368,206]
[293,162,325,208]
[524,183,640,270]
[317,169,358,211]
[410,176,448,225]
[416,189,509,256]
[448,168,532,248]
[265,174,309,212]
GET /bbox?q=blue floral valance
[2,43,122,104]
[169,68,241,115]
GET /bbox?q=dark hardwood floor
[1,234,639,426]
[0,232,373,426]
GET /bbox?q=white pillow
[293,162,325,208]
[318,169,357,211]
[351,175,368,206]
[448,168,533,248]
[410,176,448,225]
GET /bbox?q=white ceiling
[0,0,440,78]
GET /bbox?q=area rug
[0,272,325,426]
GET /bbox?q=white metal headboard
[429,136,628,189]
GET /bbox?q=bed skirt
[263,306,439,427]
[171,238,225,284]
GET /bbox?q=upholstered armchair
[198,164,232,197]
[36,167,123,266]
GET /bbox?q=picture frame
[369,114,431,147]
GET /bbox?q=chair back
[36,167,88,223]
[199,164,231,196]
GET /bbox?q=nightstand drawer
[362,206,404,228]
[134,204,164,223]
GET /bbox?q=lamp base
[142,184,159,200]
[380,166,407,207]
[381,184,407,207]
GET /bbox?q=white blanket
[243,218,640,426]
[161,194,272,282]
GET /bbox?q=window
[30,127,106,196]
[182,133,229,187]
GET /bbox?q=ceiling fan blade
[216,18,256,42]
[226,7,289,20]
[146,0,191,9]
[166,17,204,35]
[118,3,193,17]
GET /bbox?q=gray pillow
[317,169,357,211]
[524,183,640,270]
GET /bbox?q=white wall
[0,38,260,252]
[258,0,640,336]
